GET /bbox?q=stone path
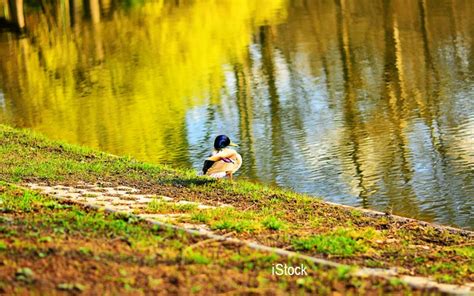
[25,182,231,234]
[22,182,474,295]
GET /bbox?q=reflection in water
[0,0,473,229]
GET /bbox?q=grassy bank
[2,183,418,294]
[1,124,473,293]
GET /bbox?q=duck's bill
[229,142,238,147]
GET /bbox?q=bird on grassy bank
[202,135,242,181]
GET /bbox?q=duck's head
[214,135,238,150]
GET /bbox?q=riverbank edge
[1,124,471,235]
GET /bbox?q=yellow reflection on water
[0,0,286,164]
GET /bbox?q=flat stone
[135,197,154,204]
[119,195,139,201]
[92,201,107,206]
[112,201,134,206]
[75,184,95,189]
[53,185,71,190]
[116,186,139,193]
[80,192,100,198]
[39,187,59,194]
[176,200,198,206]
[62,193,82,199]
[197,204,215,209]
[138,214,171,219]
[112,205,134,212]
[139,213,186,220]
[181,223,211,232]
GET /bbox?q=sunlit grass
[262,216,288,231]
[292,229,367,257]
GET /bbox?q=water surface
[0,0,473,229]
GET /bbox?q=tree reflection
[0,0,472,228]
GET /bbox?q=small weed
[57,283,86,292]
[449,247,474,259]
[262,216,287,231]
[296,277,314,287]
[147,276,163,289]
[336,265,352,280]
[15,267,35,283]
[309,216,322,227]
[414,257,426,264]
[39,236,52,243]
[365,259,384,268]
[429,262,455,273]
[78,247,92,256]
[292,234,364,256]
[0,226,16,237]
[190,212,209,223]
[82,193,98,198]
[44,201,69,210]
[389,278,405,286]
[212,219,254,233]
[147,199,197,213]
[185,250,211,265]
[435,274,454,283]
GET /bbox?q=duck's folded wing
[207,148,236,162]
[205,159,238,175]
[202,160,215,174]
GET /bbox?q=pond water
[0,0,473,229]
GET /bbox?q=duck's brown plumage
[204,147,242,177]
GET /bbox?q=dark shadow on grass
[160,176,219,187]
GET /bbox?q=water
[0,0,473,229]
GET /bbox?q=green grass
[336,266,353,280]
[212,219,255,233]
[449,247,474,259]
[184,250,211,265]
[292,233,365,257]
[262,216,287,231]
[189,207,262,233]
[190,211,209,223]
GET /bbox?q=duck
[202,135,242,180]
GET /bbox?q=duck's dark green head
[214,135,238,150]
